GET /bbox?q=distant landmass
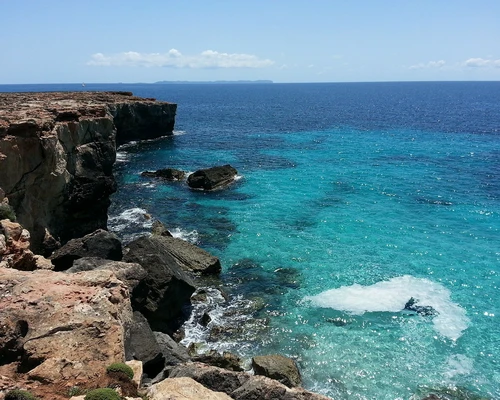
[154,80,273,84]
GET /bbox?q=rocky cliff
[0,91,176,253]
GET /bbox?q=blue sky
[2,0,500,83]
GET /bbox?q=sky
[2,0,500,84]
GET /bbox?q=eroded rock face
[0,92,176,253]
[252,354,302,388]
[168,362,331,400]
[0,267,133,386]
[187,165,238,191]
[148,377,233,400]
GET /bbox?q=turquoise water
[7,82,494,399]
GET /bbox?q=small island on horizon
[154,79,273,84]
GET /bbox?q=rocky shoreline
[0,92,331,400]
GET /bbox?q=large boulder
[252,354,302,388]
[67,257,146,289]
[141,168,186,181]
[168,362,330,400]
[154,236,221,275]
[123,236,196,332]
[50,229,123,270]
[0,267,133,387]
[154,331,191,366]
[0,219,39,271]
[187,165,238,191]
[125,311,165,378]
[148,377,233,400]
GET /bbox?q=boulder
[141,168,186,181]
[0,220,37,271]
[187,165,238,191]
[154,331,190,366]
[148,377,233,400]
[123,236,196,332]
[68,257,146,289]
[0,267,133,386]
[192,350,244,372]
[125,312,165,378]
[404,297,438,317]
[151,220,173,237]
[168,363,330,400]
[252,354,302,388]
[126,359,143,389]
[154,235,221,275]
[50,229,123,270]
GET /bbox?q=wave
[169,227,199,244]
[304,275,470,341]
[108,207,153,243]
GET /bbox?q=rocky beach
[0,92,332,400]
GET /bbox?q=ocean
[2,82,499,399]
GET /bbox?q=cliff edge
[0,91,177,253]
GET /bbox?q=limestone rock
[187,165,238,190]
[148,377,232,400]
[0,91,176,252]
[0,267,133,387]
[154,235,221,275]
[252,354,302,388]
[151,220,173,237]
[125,360,143,389]
[192,350,243,372]
[0,220,36,271]
[68,257,146,289]
[123,236,196,332]
[141,168,186,181]
[50,229,123,270]
[168,363,330,400]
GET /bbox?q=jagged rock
[151,220,173,237]
[125,312,165,378]
[153,235,221,275]
[0,92,176,252]
[126,360,143,389]
[404,297,438,317]
[68,257,146,289]
[168,363,330,400]
[42,228,61,256]
[187,165,238,191]
[141,168,186,181]
[148,377,233,400]
[192,350,244,372]
[154,331,190,366]
[252,354,302,388]
[50,229,123,270]
[0,233,6,255]
[123,236,196,333]
[0,220,37,271]
[0,267,133,386]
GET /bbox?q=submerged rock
[187,165,238,191]
[141,168,186,181]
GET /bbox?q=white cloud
[87,49,274,69]
[409,60,446,70]
[464,57,500,68]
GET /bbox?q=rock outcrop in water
[187,165,238,190]
[0,92,176,253]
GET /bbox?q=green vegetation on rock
[5,390,37,400]
[106,362,134,380]
[0,203,16,221]
[84,388,121,400]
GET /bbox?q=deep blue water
[2,82,499,399]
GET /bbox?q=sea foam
[304,275,470,341]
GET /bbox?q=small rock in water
[404,297,438,316]
[326,317,348,327]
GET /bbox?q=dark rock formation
[154,331,190,366]
[404,297,438,317]
[187,165,238,190]
[151,220,173,237]
[192,350,244,372]
[0,92,176,252]
[125,311,165,378]
[154,235,221,275]
[252,354,302,388]
[50,229,122,270]
[141,168,186,181]
[167,362,330,400]
[123,236,196,333]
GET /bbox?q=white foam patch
[304,275,470,341]
[115,151,130,163]
[169,227,199,244]
[108,207,153,232]
[173,130,187,136]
